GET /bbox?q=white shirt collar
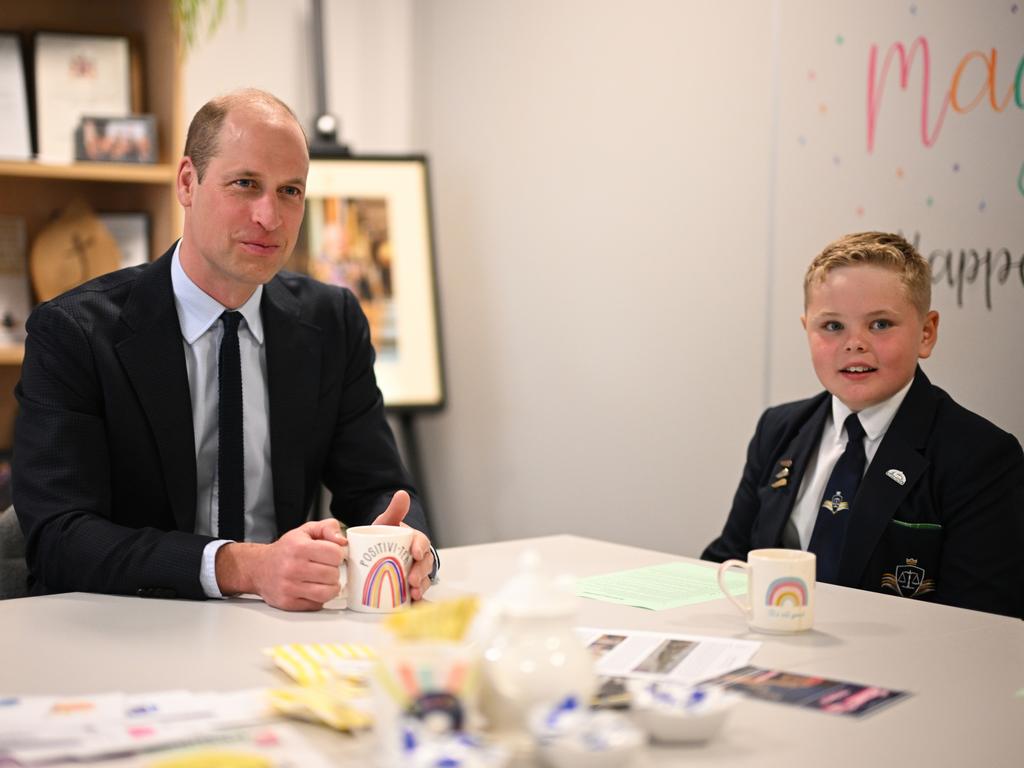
[170,241,264,345]
[829,376,914,444]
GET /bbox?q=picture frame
[76,115,157,164]
[33,32,131,163]
[291,155,445,411]
[97,212,150,268]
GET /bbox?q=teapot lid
[493,550,577,618]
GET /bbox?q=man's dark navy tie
[218,311,245,541]
[808,413,866,584]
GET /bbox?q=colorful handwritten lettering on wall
[864,34,1024,309]
[867,36,1023,185]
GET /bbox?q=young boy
[702,232,1023,618]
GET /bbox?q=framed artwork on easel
[290,155,445,411]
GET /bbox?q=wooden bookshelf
[0,346,25,367]
[0,160,177,184]
[0,0,183,451]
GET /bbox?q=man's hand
[369,490,435,602]
[215,519,347,611]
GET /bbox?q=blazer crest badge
[881,558,936,598]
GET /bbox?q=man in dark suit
[703,233,1023,618]
[13,89,436,610]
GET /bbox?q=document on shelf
[0,35,32,160]
[576,561,747,611]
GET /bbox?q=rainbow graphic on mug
[361,556,409,609]
[765,576,808,607]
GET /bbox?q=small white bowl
[630,683,737,744]
[530,699,645,768]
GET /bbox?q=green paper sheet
[576,561,747,611]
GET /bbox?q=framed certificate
[34,33,131,163]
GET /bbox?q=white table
[2,535,1021,766]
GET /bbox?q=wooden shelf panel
[0,0,181,452]
[0,160,176,184]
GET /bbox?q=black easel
[309,0,348,155]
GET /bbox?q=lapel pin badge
[885,469,907,486]
[771,459,793,488]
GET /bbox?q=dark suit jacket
[702,368,1024,618]
[12,247,428,600]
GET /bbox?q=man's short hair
[183,88,308,182]
[804,231,931,316]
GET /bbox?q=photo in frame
[291,155,445,410]
[76,115,157,163]
[97,212,150,268]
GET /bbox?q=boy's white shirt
[789,376,915,550]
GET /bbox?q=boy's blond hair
[804,231,931,316]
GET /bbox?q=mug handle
[717,559,752,618]
[337,545,350,596]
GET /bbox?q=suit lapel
[753,395,831,549]
[262,278,321,535]
[838,369,936,585]
[115,249,197,532]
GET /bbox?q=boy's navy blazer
[703,367,1023,618]
[13,246,425,600]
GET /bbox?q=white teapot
[476,550,597,733]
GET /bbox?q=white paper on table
[2,689,273,765]
[0,35,32,160]
[0,692,127,757]
[0,692,125,730]
[577,627,761,685]
[201,687,275,727]
[12,723,334,768]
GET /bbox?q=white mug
[340,525,415,613]
[717,549,816,633]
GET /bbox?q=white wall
[182,1,1020,557]
[408,0,774,552]
[184,0,415,152]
